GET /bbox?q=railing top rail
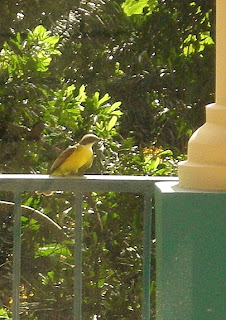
[0,174,178,193]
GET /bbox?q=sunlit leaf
[122,0,158,16]
[35,244,72,258]
[107,115,118,131]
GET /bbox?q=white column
[216,0,226,104]
[178,0,226,190]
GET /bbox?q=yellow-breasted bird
[37,133,100,196]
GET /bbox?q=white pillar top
[216,0,226,105]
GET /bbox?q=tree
[0,0,215,149]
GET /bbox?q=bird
[36,133,100,196]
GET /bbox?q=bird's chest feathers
[61,145,93,173]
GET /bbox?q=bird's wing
[49,144,78,174]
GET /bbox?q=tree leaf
[107,115,118,131]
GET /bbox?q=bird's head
[79,134,101,146]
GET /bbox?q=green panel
[155,182,226,320]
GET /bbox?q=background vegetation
[0,0,215,319]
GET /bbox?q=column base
[178,103,226,191]
[178,161,226,191]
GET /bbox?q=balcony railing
[0,174,178,320]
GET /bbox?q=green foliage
[122,0,158,16]
[0,25,61,139]
[0,26,123,175]
[0,25,61,77]
[0,309,12,320]
[181,31,214,57]
[44,84,122,140]
[0,0,214,147]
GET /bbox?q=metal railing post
[142,192,152,320]
[73,192,83,320]
[12,193,22,320]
